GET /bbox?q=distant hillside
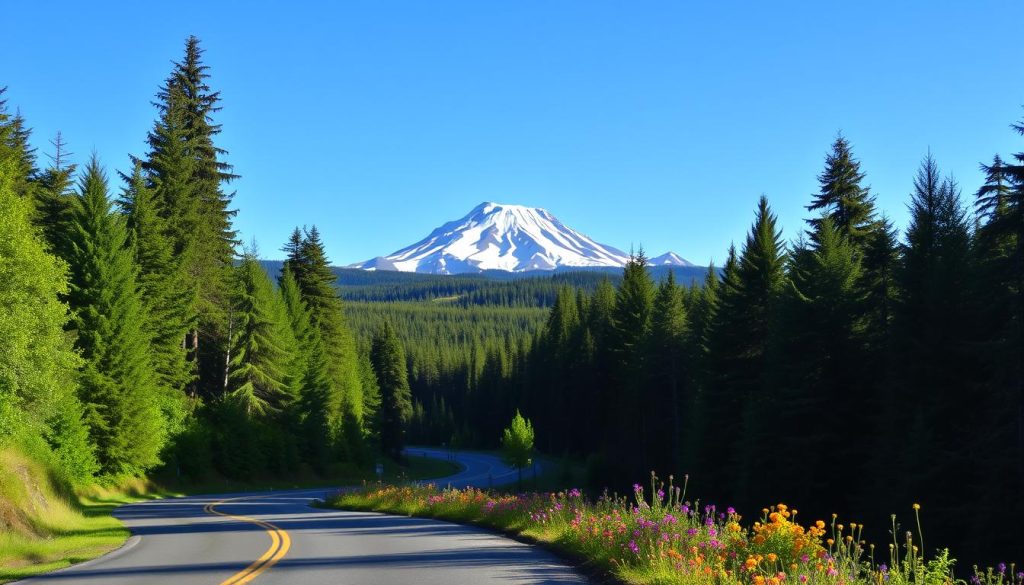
[260,260,713,308]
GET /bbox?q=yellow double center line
[204,495,292,584]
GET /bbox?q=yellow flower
[767,553,778,563]
[913,503,921,511]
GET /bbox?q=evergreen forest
[1,35,1022,568]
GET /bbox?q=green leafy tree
[370,321,412,459]
[0,154,96,483]
[501,410,535,489]
[66,156,166,477]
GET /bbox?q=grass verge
[0,450,170,584]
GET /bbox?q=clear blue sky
[3,1,1023,266]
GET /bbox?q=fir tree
[0,87,37,199]
[283,227,364,435]
[32,132,77,255]
[609,251,655,480]
[648,271,687,474]
[66,156,166,476]
[120,161,192,412]
[807,135,877,249]
[140,36,237,398]
[371,321,412,459]
[227,255,297,417]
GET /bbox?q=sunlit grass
[0,451,167,584]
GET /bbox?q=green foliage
[226,255,297,416]
[501,410,535,486]
[284,227,364,433]
[65,156,166,477]
[31,132,77,255]
[370,321,412,459]
[807,134,878,249]
[0,156,85,461]
[140,36,237,399]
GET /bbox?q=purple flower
[657,489,665,500]
[999,563,1007,575]
[627,540,639,554]
[633,483,643,493]
[687,528,699,536]
[879,564,888,574]
[568,488,582,498]
[727,507,736,515]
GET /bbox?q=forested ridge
[2,34,1023,570]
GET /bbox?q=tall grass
[331,473,1021,585]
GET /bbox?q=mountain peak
[649,251,695,267]
[354,202,693,274]
[354,202,630,274]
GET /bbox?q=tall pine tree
[66,156,166,477]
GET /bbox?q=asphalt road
[15,450,584,585]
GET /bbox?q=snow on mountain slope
[354,202,635,274]
[649,251,695,267]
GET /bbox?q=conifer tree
[371,321,412,459]
[648,271,687,473]
[283,227,364,436]
[608,251,655,480]
[0,88,37,199]
[140,36,237,398]
[32,132,77,255]
[807,135,877,249]
[227,255,297,416]
[778,218,865,509]
[66,156,166,476]
[120,161,192,411]
[278,265,333,472]
[707,197,785,505]
[891,153,974,521]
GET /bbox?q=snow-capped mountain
[354,202,641,274]
[648,251,695,267]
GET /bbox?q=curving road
[404,447,540,489]
[14,449,583,585]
